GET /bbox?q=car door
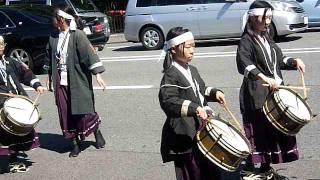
[197,0,250,39]
[151,0,201,38]
[0,11,16,36]
[297,0,320,27]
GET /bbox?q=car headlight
[271,2,295,12]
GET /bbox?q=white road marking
[23,85,154,91]
[100,47,320,62]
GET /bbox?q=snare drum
[0,96,40,136]
[196,116,251,172]
[263,88,312,135]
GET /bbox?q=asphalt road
[0,30,320,180]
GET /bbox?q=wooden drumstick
[222,103,245,134]
[262,84,309,91]
[299,70,307,99]
[33,93,41,106]
[0,92,24,98]
[29,93,41,121]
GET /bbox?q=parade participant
[0,35,44,173]
[158,27,226,180]
[46,7,106,157]
[237,1,306,179]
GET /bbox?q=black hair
[243,0,274,42]
[52,4,84,30]
[162,27,190,73]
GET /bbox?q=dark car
[0,4,54,74]
[51,0,110,51]
[5,0,111,51]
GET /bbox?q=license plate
[304,16,308,25]
[83,27,92,35]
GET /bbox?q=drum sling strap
[0,58,18,94]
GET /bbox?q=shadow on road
[38,133,96,154]
[112,45,146,52]
[276,36,302,43]
[0,153,34,174]
[196,39,240,48]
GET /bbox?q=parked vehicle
[296,0,320,27]
[0,4,54,74]
[124,0,308,50]
[5,0,110,51]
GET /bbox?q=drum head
[277,89,311,121]
[4,97,39,125]
[207,119,250,153]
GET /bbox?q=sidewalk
[107,33,127,44]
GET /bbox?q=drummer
[0,35,44,173]
[158,27,226,180]
[236,1,306,179]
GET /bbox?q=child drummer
[0,35,44,173]
[158,27,226,180]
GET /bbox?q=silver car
[124,0,308,50]
[296,0,320,27]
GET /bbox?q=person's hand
[45,76,53,92]
[36,86,45,95]
[216,91,226,105]
[196,106,208,121]
[295,58,305,74]
[258,73,278,92]
[96,73,106,91]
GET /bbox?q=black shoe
[69,138,81,158]
[94,129,106,149]
[266,168,289,180]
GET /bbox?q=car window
[5,0,47,5]
[202,0,231,3]
[136,0,156,7]
[0,11,15,29]
[51,0,66,6]
[20,11,51,24]
[69,0,97,12]
[156,0,195,6]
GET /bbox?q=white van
[125,0,308,50]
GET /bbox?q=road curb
[107,33,127,44]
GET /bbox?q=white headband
[0,36,4,43]
[241,8,273,32]
[248,8,272,16]
[158,31,194,62]
[57,10,77,31]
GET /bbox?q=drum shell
[263,88,311,136]
[196,118,250,172]
[0,97,40,136]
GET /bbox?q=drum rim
[0,109,31,136]
[196,139,238,172]
[3,96,40,125]
[205,117,251,156]
[263,102,296,135]
[274,88,312,123]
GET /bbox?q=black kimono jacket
[159,64,220,163]
[0,57,41,106]
[236,33,297,113]
[46,29,105,115]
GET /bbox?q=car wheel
[8,47,33,70]
[140,27,164,50]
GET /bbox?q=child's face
[251,14,272,33]
[173,39,195,65]
[0,41,6,56]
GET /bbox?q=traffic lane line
[100,49,320,62]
